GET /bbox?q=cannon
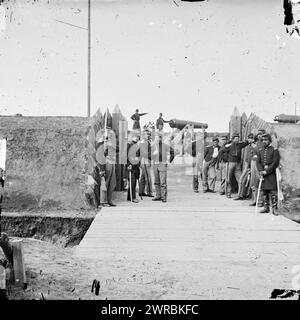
[274,114,300,123]
[168,118,208,130]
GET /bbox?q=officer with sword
[256,133,280,215]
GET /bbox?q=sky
[0,0,300,131]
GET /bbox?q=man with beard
[256,133,280,215]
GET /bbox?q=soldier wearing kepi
[139,130,154,197]
[126,134,141,203]
[151,132,175,202]
[256,133,280,215]
[216,135,229,195]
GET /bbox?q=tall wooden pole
[87,0,91,118]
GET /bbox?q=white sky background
[0,0,300,131]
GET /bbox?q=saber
[225,162,229,196]
[255,176,264,214]
[129,170,133,202]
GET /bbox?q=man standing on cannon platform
[131,109,147,133]
[256,133,280,215]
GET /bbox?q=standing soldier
[156,113,170,131]
[234,133,255,200]
[224,134,249,198]
[95,130,117,207]
[127,134,140,203]
[256,133,280,215]
[139,130,154,197]
[216,135,229,195]
[202,137,220,193]
[248,134,263,207]
[151,132,175,202]
[131,109,147,133]
[185,133,202,193]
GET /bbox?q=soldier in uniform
[95,130,117,207]
[216,135,229,195]
[130,109,147,132]
[156,113,170,131]
[202,137,220,193]
[151,132,175,202]
[139,130,154,197]
[256,133,280,215]
[126,134,141,203]
[234,133,255,200]
[184,133,202,193]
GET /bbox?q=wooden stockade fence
[89,105,128,194]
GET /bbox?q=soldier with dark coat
[256,133,280,215]
[95,131,117,207]
[234,133,255,200]
[139,130,154,197]
[126,135,141,203]
[216,136,229,195]
[131,109,147,131]
[156,113,169,131]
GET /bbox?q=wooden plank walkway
[76,160,300,298]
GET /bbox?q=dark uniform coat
[256,145,280,191]
[131,112,147,130]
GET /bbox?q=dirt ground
[1,236,296,300]
[2,160,299,300]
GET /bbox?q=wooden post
[112,105,122,191]
[119,115,128,191]
[229,107,242,139]
[11,240,27,289]
[0,265,5,290]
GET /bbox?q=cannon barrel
[169,118,208,130]
[274,114,300,123]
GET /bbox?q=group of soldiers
[93,110,281,216]
[92,111,174,207]
[195,129,281,215]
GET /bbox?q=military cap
[231,133,240,139]
[247,133,254,139]
[261,133,272,142]
[258,129,266,134]
[212,137,219,142]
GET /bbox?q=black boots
[259,194,270,214]
[270,194,279,216]
[259,193,279,215]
